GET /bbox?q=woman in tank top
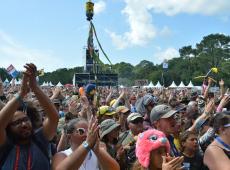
[52,117,120,170]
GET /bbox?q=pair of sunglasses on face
[73,128,87,135]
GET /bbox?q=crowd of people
[0,63,230,170]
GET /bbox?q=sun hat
[136,129,170,168]
[99,119,120,139]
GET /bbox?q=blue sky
[0,0,230,72]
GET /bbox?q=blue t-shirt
[0,128,50,170]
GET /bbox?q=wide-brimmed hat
[99,119,120,139]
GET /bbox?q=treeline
[1,33,230,86]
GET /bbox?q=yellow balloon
[211,67,218,73]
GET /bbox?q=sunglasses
[130,118,143,124]
[9,117,30,127]
[74,128,87,135]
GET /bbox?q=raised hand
[162,155,184,170]
[23,63,38,91]
[86,116,99,149]
[204,99,215,114]
[19,73,30,98]
[219,79,224,86]
[218,95,230,109]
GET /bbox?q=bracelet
[82,141,91,152]
[14,93,24,106]
[204,111,209,115]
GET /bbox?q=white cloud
[109,0,230,49]
[94,1,106,15]
[146,0,230,16]
[154,47,179,64]
[159,26,172,37]
[0,30,62,72]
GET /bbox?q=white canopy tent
[178,81,186,88]
[148,81,154,88]
[15,79,22,85]
[169,81,177,88]
[56,82,63,87]
[155,81,162,88]
[4,78,9,84]
[186,80,194,88]
[49,81,54,87]
[41,81,49,87]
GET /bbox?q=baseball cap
[127,112,143,123]
[150,104,177,123]
[97,106,116,116]
[85,84,96,94]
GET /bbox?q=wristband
[82,141,91,152]
[14,93,24,105]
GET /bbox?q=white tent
[155,81,162,88]
[4,78,9,83]
[15,79,22,85]
[56,82,63,87]
[10,79,15,85]
[41,81,48,87]
[169,81,177,88]
[49,81,54,86]
[148,81,154,88]
[186,80,194,88]
[178,81,186,88]
[119,85,124,88]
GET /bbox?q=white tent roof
[148,81,154,88]
[169,81,177,88]
[41,81,49,87]
[4,78,9,83]
[56,82,63,87]
[49,81,54,86]
[10,79,15,85]
[186,80,194,88]
[178,81,186,88]
[15,79,22,85]
[155,81,162,88]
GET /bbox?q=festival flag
[87,22,94,58]
[38,69,44,76]
[6,64,19,78]
[163,60,168,69]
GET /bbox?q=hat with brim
[150,104,177,123]
[127,112,143,123]
[100,119,120,139]
[161,110,178,119]
[97,106,116,116]
[116,106,130,114]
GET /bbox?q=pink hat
[136,129,170,168]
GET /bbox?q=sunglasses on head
[74,128,87,135]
